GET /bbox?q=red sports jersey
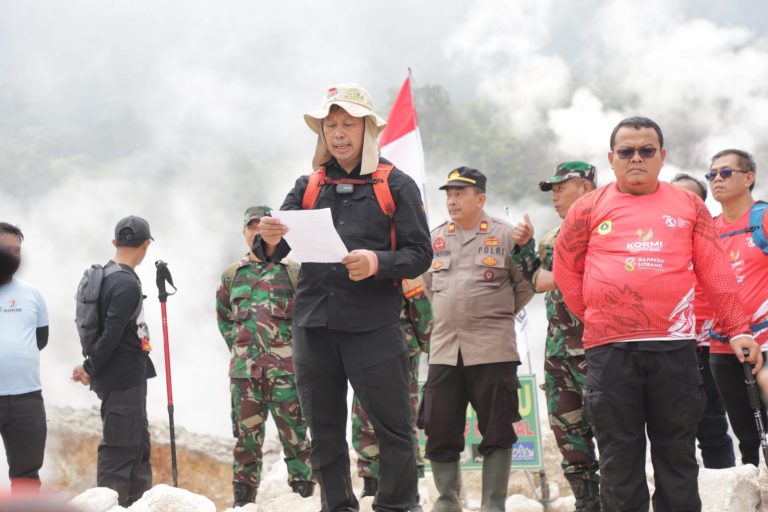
[710,203,768,353]
[692,283,714,346]
[554,182,751,350]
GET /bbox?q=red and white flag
[379,75,427,201]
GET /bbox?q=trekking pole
[741,348,768,468]
[155,260,179,486]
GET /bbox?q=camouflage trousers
[544,352,599,482]
[351,351,424,478]
[230,374,312,487]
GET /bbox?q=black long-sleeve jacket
[266,157,432,332]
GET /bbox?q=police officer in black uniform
[258,83,432,512]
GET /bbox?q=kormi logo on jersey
[627,228,663,253]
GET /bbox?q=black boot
[361,476,378,498]
[233,482,257,507]
[291,480,316,498]
[567,476,601,512]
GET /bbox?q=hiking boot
[233,482,257,507]
[480,449,511,512]
[291,480,315,498]
[567,476,601,512]
[430,460,462,512]
[361,476,378,498]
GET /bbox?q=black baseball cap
[439,166,487,192]
[115,215,153,245]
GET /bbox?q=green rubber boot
[430,461,462,512]
[480,449,511,512]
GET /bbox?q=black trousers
[585,343,705,512]
[293,324,416,512]
[695,347,735,468]
[709,352,768,467]
[420,352,520,462]
[96,381,152,507]
[0,391,46,487]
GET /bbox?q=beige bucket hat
[304,83,387,175]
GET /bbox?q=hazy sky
[2,0,768,460]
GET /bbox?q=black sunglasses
[704,168,750,181]
[615,147,658,160]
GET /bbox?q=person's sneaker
[361,476,378,498]
[233,482,257,507]
[291,480,315,498]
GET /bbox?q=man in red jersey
[707,149,768,467]
[554,117,760,512]
[670,174,736,469]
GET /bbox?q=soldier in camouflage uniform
[216,206,313,508]
[511,162,600,512]
[351,277,432,504]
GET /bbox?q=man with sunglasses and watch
[554,117,760,512]
[706,149,768,467]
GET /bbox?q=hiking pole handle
[155,260,177,303]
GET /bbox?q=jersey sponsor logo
[625,256,665,271]
[483,269,495,281]
[662,215,691,229]
[447,223,456,234]
[626,228,663,252]
[484,236,501,247]
[432,260,444,270]
[624,257,636,271]
[597,220,612,235]
[434,237,446,251]
[2,299,21,313]
[479,221,489,232]
[481,256,498,266]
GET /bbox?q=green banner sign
[418,374,543,470]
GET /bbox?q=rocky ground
[17,406,768,511]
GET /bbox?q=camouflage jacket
[512,227,585,358]
[216,256,295,378]
[401,277,432,356]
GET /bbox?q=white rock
[548,495,576,512]
[70,487,119,512]
[257,492,319,512]
[504,494,543,512]
[126,484,216,512]
[699,465,760,512]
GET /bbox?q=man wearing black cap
[421,167,533,512]
[72,215,156,507]
[511,162,600,512]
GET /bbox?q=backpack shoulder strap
[223,260,246,296]
[371,163,396,218]
[284,259,301,291]
[301,167,327,210]
[750,200,768,253]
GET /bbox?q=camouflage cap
[539,161,596,192]
[243,206,272,225]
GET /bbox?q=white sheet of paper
[271,208,349,263]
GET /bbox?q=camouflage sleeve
[511,239,542,290]
[510,261,535,314]
[407,293,433,353]
[216,276,235,349]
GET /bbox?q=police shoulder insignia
[479,221,489,232]
[597,220,612,235]
[447,223,457,234]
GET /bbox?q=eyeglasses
[615,147,658,160]
[704,168,750,181]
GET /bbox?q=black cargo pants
[96,380,152,507]
[585,342,705,512]
[0,391,47,490]
[293,323,416,512]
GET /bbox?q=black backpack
[74,263,129,357]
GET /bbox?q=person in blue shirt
[0,222,49,495]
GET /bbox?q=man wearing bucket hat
[421,166,533,512]
[258,83,432,512]
[511,162,600,512]
[216,206,314,507]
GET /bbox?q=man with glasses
[706,149,768,467]
[554,117,760,512]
